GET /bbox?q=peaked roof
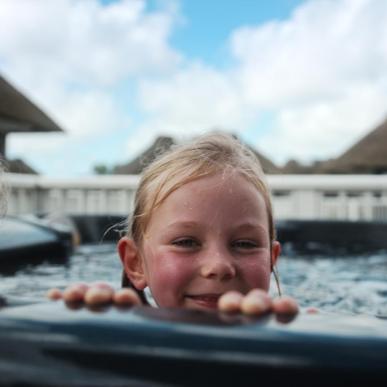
[247,145,281,174]
[0,75,63,134]
[113,134,280,175]
[5,158,38,174]
[318,117,387,174]
[113,136,176,174]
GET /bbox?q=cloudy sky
[1,0,387,176]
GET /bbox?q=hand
[218,289,299,322]
[47,282,143,307]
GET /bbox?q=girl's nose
[200,253,236,281]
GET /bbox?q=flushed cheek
[238,257,272,291]
[147,256,194,307]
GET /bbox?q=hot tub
[0,302,387,386]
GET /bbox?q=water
[1,244,387,317]
[278,253,387,317]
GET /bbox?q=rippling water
[1,244,387,317]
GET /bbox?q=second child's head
[118,133,280,310]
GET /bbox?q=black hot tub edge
[1,302,387,386]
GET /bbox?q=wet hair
[122,132,281,295]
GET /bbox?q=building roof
[318,117,387,174]
[0,75,63,134]
[247,145,281,174]
[3,158,38,174]
[113,136,176,174]
[113,134,280,175]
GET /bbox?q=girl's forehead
[157,172,268,214]
[177,171,264,195]
[143,170,270,227]
[141,171,272,242]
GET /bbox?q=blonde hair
[130,132,275,242]
[123,132,281,295]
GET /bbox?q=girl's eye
[232,240,258,249]
[172,238,199,248]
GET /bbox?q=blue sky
[169,0,304,64]
[1,0,387,176]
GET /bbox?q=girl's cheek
[149,257,194,307]
[239,256,272,290]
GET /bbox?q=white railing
[4,173,387,221]
[4,173,140,216]
[268,175,387,221]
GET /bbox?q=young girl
[49,133,298,316]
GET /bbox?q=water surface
[1,244,387,317]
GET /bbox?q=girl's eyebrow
[233,222,269,236]
[165,221,269,235]
[233,222,267,230]
[165,221,200,230]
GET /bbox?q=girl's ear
[271,240,281,268]
[117,237,147,290]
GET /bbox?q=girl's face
[136,172,279,310]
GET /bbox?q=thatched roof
[282,159,310,174]
[113,134,280,175]
[318,117,387,174]
[248,146,280,174]
[113,136,176,174]
[3,158,38,174]
[0,75,63,134]
[0,74,64,158]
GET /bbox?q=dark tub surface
[0,216,73,265]
[277,219,387,254]
[1,302,387,386]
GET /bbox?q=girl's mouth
[185,294,221,309]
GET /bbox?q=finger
[63,283,89,303]
[91,282,114,290]
[113,289,142,306]
[241,289,272,316]
[84,286,114,306]
[272,296,299,315]
[46,288,63,300]
[218,291,244,313]
[275,312,297,324]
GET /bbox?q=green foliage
[93,164,111,175]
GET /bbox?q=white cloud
[2,0,387,175]
[9,89,130,154]
[135,0,387,166]
[229,0,387,162]
[124,62,261,160]
[138,63,256,134]
[0,0,181,172]
[258,84,387,164]
[55,90,131,137]
[0,0,181,87]
[231,0,387,107]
